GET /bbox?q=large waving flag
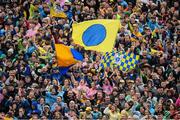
[100,51,140,72]
[72,19,120,52]
[55,44,83,67]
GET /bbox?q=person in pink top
[25,21,41,37]
[86,82,97,100]
[102,78,113,95]
[77,79,89,93]
[175,94,180,107]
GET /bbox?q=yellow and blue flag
[72,19,120,52]
[49,1,67,18]
[55,44,83,67]
[100,51,140,72]
[50,7,67,18]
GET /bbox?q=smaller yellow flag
[29,4,38,19]
[50,8,67,18]
[150,48,162,55]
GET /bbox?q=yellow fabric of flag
[29,4,38,19]
[72,19,120,53]
[50,7,67,18]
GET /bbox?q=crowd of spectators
[0,0,179,119]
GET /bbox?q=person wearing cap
[91,105,102,119]
[42,103,51,118]
[79,107,93,119]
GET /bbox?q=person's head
[7,48,14,57]
[52,57,57,64]
[92,74,98,81]
[41,115,48,120]
[64,79,70,86]
[52,79,58,86]
[144,109,150,116]
[157,114,163,120]
[119,93,125,100]
[43,78,50,86]
[112,88,118,96]
[2,88,7,95]
[82,67,88,73]
[56,96,62,103]
[18,107,25,117]
[59,29,64,36]
[124,102,130,109]
[119,79,125,87]
[139,106,145,114]
[130,89,135,96]
[6,110,14,118]
[31,113,39,120]
[173,62,178,69]
[174,1,179,8]
[130,15,136,24]
[156,103,163,112]
[174,112,180,119]
[68,90,74,97]
[69,100,75,109]
[73,81,79,88]
[39,97,45,105]
[85,100,91,107]
[158,86,164,93]
[147,80,153,88]
[14,95,20,102]
[96,90,102,99]
[79,79,85,85]
[135,77,142,84]
[104,78,109,85]
[25,76,31,84]
[121,110,128,119]
[124,34,130,42]
[90,82,96,89]
[51,87,57,95]
[110,104,117,112]
[169,104,176,110]
[44,104,50,112]
[11,102,17,110]
[105,95,111,103]
[93,105,99,111]
[54,104,61,112]
[7,85,15,92]
[69,110,77,117]
[63,4,70,12]
[114,97,119,105]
